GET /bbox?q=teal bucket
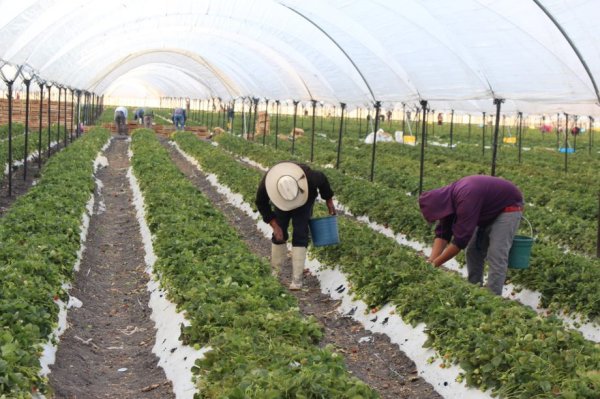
[508,217,534,270]
[309,216,340,247]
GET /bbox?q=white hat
[265,162,309,211]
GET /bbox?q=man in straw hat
[418,175,523,295]
[256,161,336,290]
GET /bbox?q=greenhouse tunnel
[2,2,600,399]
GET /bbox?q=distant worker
[437,112,443,126]
[171,107,187,131]
[133,108,144,124]
[418,175,523,296]
[114,106,128,135]
[143,108,154,129]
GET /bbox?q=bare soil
[162,137,442,399]
[47,135,174,399]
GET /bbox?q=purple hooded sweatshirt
[419,175,523,249]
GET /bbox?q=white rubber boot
[289,246,307,290]
[270,243,287,277]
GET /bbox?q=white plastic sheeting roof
[0,0,599,115]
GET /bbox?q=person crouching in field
[256,161,336,290]
[418,175,524,295]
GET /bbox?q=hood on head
[418,185,455,223]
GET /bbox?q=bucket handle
[520,215,533,237]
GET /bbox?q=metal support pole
[69,89,74,142]
[252,98,259,140]
[291,100,299,155]
[564,113,569,173]
[336,103,346,169]
[76,91,81,138]
[209,98,215,133]
[63,87,68,145]
[369,101,382,182]
[310,99,317,162]
[6,81,14,196]
[331,105,336,137]
[402,103,406,135]
[262,99,269,146]
[589,116,593,155]
[358,107,362,138]
[23,79,31,180]
[37,82,44,169]
[449,109,455,150]
[468,114,472,142]
[47,85,52,157]
[491,99,504,176]
[418,100,428,195]
[518,112,523,164]
[320,103,324,131]
[597,192,600,258]
[57,87,62,146]
[482,112,486,156]
[556,113,560,149]
[240,100,246,138]
[275,100,280,149]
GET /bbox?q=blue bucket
[309,216,340,247]
[559,147,575,153]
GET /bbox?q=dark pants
[272,201,314,247]
[115,111,126,134]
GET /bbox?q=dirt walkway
[48,136,174,399]
[162,137,441,399]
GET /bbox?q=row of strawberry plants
[264,127,597,243]
[212,133,600,322]
[268,132,598,253]
[0,127,110,397]
[130,130,378,398]
[173,132,600,398]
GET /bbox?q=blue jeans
[173,115,185,130]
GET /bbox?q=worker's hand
[269,219,284,243]
[326,198,336,215]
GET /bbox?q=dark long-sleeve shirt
[419,175,523,249]
[256,163,334,223]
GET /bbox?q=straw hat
[265,162,309,211]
